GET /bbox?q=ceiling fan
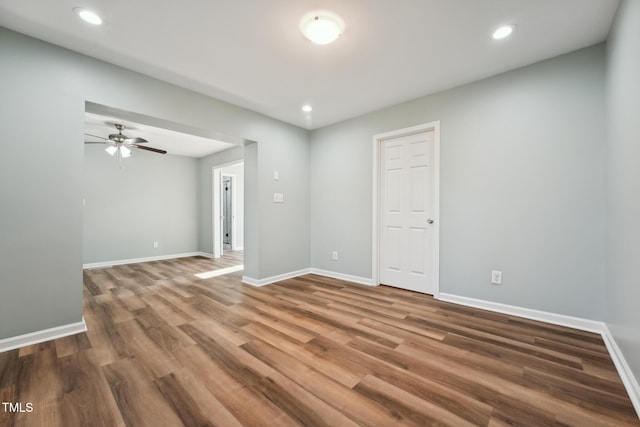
[85,123,167,165]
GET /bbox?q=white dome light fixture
[74,7,103,25]
[492,24,515,40]
[302,104,313,113]
[300,11,344,45]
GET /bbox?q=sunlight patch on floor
[195,264,244,279]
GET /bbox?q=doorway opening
[212,161,244,258]
[82,102,241,268]
[222,175,234,250]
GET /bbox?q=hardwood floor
[1,252,638,426]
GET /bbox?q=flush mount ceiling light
[492,24,516,40]
[73,7,103,25]
[302,104,313,113]
[300,11,344,45]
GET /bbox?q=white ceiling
[0,0,620,130]
[85,112,234,158]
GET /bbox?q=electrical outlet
[491,270,502,285]
[332,250,338,261]
[153,241,159,249]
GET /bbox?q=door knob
[427,219,434,224]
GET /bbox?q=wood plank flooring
[1,252,638,426]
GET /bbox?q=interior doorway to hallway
[222,174,234,250]
[212,161,244,258]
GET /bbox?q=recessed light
[300,11,344,45]
[302,105,313,113]
[74,7,103,25]
[492,24,515,40]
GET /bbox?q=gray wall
[310,44,606,320]
[0,27,309,340]
[83,146,198,264]
[243,143,259,279]
[258,126,310,277]
[1,30,84,338]
[605,0,640,385]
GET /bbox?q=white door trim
[221,172,236,250]
[372,121,440,297]
[212,160,243,258]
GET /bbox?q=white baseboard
[242,268,312,287]
[601,324,640,418]
[83,252,213,269]
[309,268,375,286]
[241,267,375,288]
[438,293,605,333]
[241,276,267,287]
[196,252,215,258]
[0,318,87,353]
[438,292,639,418]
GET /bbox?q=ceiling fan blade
[134,144,167,154]
[125,137,148,143]
[84,133,109,141]
[84,141,108,144]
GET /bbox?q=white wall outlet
[153,241,159,249]
[332,250,338,261]
[491,270,502,285]
[273,193,284,203]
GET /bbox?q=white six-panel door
[380,130,436,294]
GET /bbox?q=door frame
[212,161,243,258]
[372,121,441,297]
[221,173,236,250]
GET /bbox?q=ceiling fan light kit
[106,145,131,158]
[84,123,167,167]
